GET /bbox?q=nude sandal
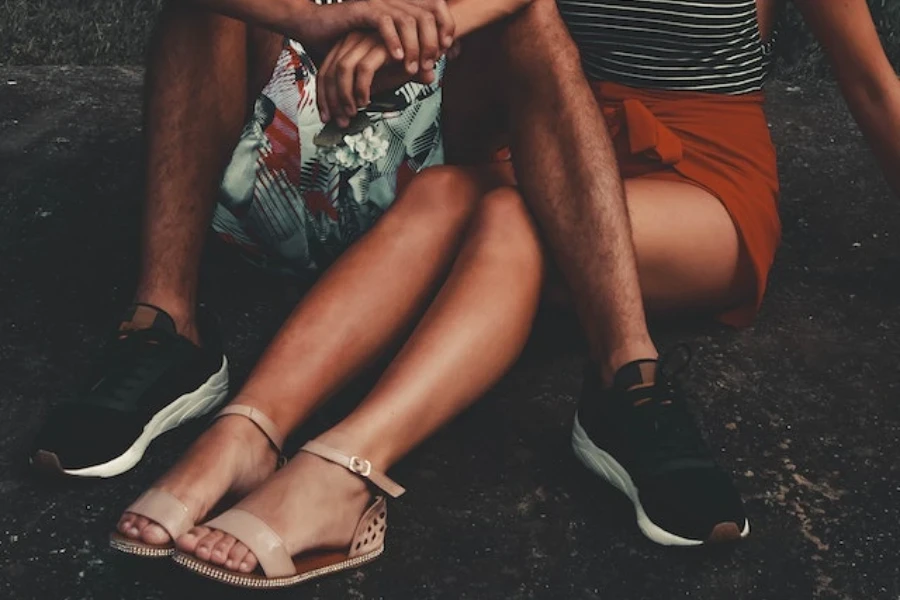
[108,405,286,558]
[171,440,406,588]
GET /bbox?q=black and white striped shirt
[557,0,775,95]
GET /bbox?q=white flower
[318,126,389,171]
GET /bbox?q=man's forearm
[185,0,366,49]
[184,0,530,44]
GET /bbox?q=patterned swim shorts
[213,39,445,274]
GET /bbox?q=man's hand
[317,31,437,126]
[352,0,455,74]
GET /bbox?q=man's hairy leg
[135,1,279,342]
[501,0,656,382]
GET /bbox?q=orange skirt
[492,81,781,327]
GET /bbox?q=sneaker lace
[93,329,173,405]
[631,345,711,464]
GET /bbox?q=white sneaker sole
[571,414,750,546]
[46,356,230,478]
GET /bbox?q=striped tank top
[557,0,776,95]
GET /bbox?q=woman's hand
[317,31,437,126]
[349,0,455,74]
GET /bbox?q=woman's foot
[177,441,373,573]
[116,412,279,546]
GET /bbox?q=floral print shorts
[212,39,445,274]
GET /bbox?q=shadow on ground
[0,68,898,600]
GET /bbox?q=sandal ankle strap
[215,405,286,466]
[301,440,406,498]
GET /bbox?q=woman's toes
[129,516,150,537]
[195,530,225,561]
[177,526,211,553]
[117,513,138,537]
[140,522,172,546]
[210,535,237,566]
[238,547,258,573]
[225,543,250,571]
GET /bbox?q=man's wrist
[281,0,314,38]
[323,0,367,30]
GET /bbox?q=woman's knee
[468,187,545,267]
[390,165,482,226]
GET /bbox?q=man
[30,0,458,478]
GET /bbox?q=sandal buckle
[349,456,372,477]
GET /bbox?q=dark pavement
[1,67,898,600]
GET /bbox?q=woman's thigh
[624,177,752,317]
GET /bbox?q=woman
[310,0,900,550]
[110,0,539,589]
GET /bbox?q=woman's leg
[118,166,483,545]
[181,187,546,572]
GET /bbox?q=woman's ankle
[210,411,279,465]
[313,427,396,473]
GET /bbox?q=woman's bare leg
[182,187,546,573]
[118,166,483,546]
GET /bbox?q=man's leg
[32,2,284,478]
[494,0,750,546]
[500,0,655,384]
[136,1,279,342]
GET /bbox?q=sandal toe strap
[204,509,295,578]
[126,488,193,542]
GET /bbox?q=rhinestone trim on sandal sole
[109,537,174,558]
[172,545,385,589]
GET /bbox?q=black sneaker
[31,304,229,478]
[571,349,749,546]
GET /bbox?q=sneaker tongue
[613,359,659,392]
[118,304,177,335]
